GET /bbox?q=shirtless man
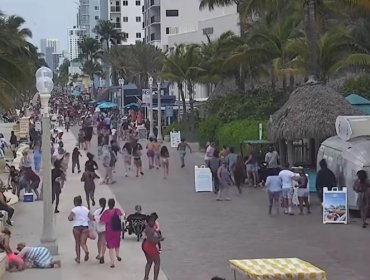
[153,139,161,169]
[177,139,192,168]
[146,138,156,169]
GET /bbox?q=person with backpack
[208,149,221,194]
[100,199,124,268]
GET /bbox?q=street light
[118,78,125,113]
[36,67,59,255]
[148,76,154,138]
[157,80,162,141]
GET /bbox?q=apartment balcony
[110,6,121,13]
[113,22,121,29]
[150,0,160,7]
[150,16,160,25]
[149,40,161,48]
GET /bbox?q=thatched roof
[269,84,363,141]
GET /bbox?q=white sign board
[142,89,151,104]
[194,165,213,192]
[323,187,348,224]
[19,117,30,138]
[170,131,181,148]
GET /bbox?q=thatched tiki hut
[269,84,362,167]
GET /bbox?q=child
[72,146,82,173]
[33,144,41,173]
[160,146,169,179]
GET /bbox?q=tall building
[108,0,144,45]
[77,0,103,38]
[40,39,60,68]
[68,26,87,60]
[143,0,238,51]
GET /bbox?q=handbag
[88,221,96,240]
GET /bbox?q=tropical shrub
[197,117,220,147]
[343,75,370,99]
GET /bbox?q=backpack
[111,211,122,231]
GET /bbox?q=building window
[136,32,141,38]
[165,27,169,34]
[123,33,129,39]
[123,0,128,5]
[136,16,141,22]
[95,16,99,20]
[136,0,140,5]
[116,1,120,6]
[166,10,179,17]
[123,17,128,22]
[94,6,99,10]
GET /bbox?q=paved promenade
[4,130,168,280]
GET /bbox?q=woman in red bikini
[142,213,164,280]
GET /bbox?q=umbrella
[123,102,140,109]
[97,102,118,109]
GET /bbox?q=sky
[1,0,77,51]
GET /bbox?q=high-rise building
[143,0,238,51]
[77,0,103,38]
[68,26,87,60]
[40,39,60,68]
[108,0,144,45]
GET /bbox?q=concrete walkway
[4,130,168,280]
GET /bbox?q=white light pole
[118,78,125,113]
[148,76,154,138]
[36,67,58,255]
[157,80,162,141]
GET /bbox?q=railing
[110,6,120,12]
[150,16,160,24]
[113,22,121,29]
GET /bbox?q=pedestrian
[354,170,370,228]
[160,145,169,179]
[153,139,161,169]
[142,213,164,280]
[33,144,41,173]
[97,132,103,160]
[297,170,311,215]
[265,145,280,169]
[225,147,237,174]
[52,160,65,213]
[7,166,19,196]
[177,138,192,168]
[234,155,246,194]
[0,185,14,226]
[16,243,61,268]
[133,141,144,177]
[85,152,98,172]
[0,228,12,253]
[93,198,107,264]
[102,146,111,184]
[146,137,155,169]
[64,114,70,132]
[279,164,299,215]
[9,131,17,159]
[122,142,132,177]
[265,172,282,215]
[72,146,82,173]
[108,146,117,184]
[245,144,259,187]
[68,195,92,264]
[316,159,336,203]
[204,142,215,166]
[153,213,162,252]
[208,149,221,194]
[81,170,99,210]
[217,160,233,201]
[100,198,123,268]
[78,129,85,150]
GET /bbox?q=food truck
[317,116,370,210]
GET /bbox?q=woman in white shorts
[297,171,310,215]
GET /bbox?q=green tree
[93,20,127,86]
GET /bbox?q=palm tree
[93,20,127,86]
[109,42,164,89]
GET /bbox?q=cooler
[23,193,34,202]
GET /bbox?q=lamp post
[148,76,154,138]
[118,78,125,113]
[36,67,58,255]
[157,80,162,141]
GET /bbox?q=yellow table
[229,258,327,280]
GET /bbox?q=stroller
[122,214,147,241]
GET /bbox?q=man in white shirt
[279,165,299,215]
[265,146,280,168]
[204,142,215,166]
